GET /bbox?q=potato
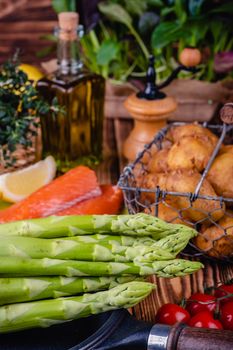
[138,173,167,204]
[218,145,233,155]
[147,148,170,173]
[139,170,225,223]
[194,211,233,258]
[167,136,214,172]
[164,170,225,222]
[207,153,233,198]
[167,123,218,147]
[145,201,193,227]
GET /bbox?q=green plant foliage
[98,3,133,28]
[138,12,160,36]
[188,0,205,16]
[151,22,184,49]
[52,0,76,13]
[124,0,147,16]
[49,0,233,83]
[96,40,120,67]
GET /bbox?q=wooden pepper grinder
[123,56,177,162]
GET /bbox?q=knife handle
[148,322,233,350]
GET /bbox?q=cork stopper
[58,12,79,40]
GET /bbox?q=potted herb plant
[0,57,60,173]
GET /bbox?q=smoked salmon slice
[0,166,101,223]
[56,185,123,216]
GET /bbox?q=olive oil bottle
[37,12,105,171]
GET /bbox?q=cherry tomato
[188,311,223,329]
[185,293,217,316]
[155,303,190,325]
[214,284,233,304]
[220,301,233,331]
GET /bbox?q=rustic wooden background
[0,0,56,65]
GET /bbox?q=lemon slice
[19,64,44,82]
[0,156,57,203]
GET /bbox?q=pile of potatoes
[139,123,233,258]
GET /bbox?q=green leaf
[138,12,160,36]
[69,0,76,11]
[182,19,208,46]
[210,3,233,14]
[98,3,132,28]
[52,0,76,13]
[188,0,205,16]
[174,0,187,23]
[40,34,57,42]
[123,0,147,16]
[151,21,183,49]
[146,0,164,7]
[161,6,175,17]
[36,45,56,58]
[96,40,120,66]
[210,21,223,44]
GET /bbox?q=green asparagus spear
[0,236,174,262]
[0,213,197,240]
[62,234,157,247]
[0,276,138,305]
[152,229,195,256]
[0,256,203,278]
[0,281,155,333]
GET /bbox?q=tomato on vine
[155,303,190,325]
[220,301,233,331]
[214,284,233,304]
[188,311,223,329]
[185,293,217,316]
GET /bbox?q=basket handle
[220,102,233,125]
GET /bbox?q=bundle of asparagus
[0,213,203,333]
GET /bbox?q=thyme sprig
[0,58,61,167]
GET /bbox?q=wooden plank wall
[0,0,57,66]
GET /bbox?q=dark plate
[0,311,113,350]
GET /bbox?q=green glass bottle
[37,12,105,172]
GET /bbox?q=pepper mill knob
[123,56,177,162]
[137,55,165,100]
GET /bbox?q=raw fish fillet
[56,185,123,215]
[0,166,101,223]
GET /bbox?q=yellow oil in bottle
[37,12,105,172]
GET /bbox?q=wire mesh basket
[118,121,233,262]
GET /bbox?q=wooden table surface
[98,115,233,323]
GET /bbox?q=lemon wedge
[0,156,57,203]
[19,64,44,82]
